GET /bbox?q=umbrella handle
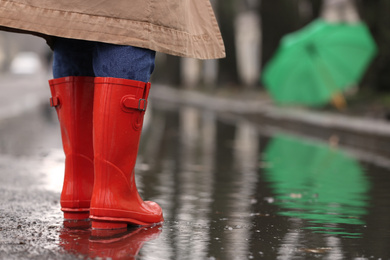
[331,92,346,110]
[315,56,347,110]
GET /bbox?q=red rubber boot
[90,77,163,229]
[49,76,95,220]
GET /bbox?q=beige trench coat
[0,0,225,59]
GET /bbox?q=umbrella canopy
[263,134,370,237]
[262,19,377,107]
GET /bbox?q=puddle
[0,101,390,259]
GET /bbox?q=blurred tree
[260,0,301,68]
[152,53,181,87]
[216,0,239,85]
[357,0,390,92]
[260,0,322,68]
[312,0,324,17]
[235,0,261,87]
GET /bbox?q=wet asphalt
[0,72,67,259]
[1,73,390,260]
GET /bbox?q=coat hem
[0,1,226,59]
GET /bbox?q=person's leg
[93,42,155,81]
[90,43,163,228]
[49,38,95,220]
[52,38,95,78]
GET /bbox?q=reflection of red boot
[90,77,163,229]
[89,225,162,259]
[49,77,95,220]
[59,220,91,257]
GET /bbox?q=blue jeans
[52,38,156,82]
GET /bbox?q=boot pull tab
[50,96,60,108]
[121,95,147,112]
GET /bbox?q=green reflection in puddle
[263,134,370,237]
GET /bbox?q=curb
[150,84,390,137]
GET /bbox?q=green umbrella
[263,134,370,237]
[262,19,377,107]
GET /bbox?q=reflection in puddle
[59,220,162,260]
[263,134,370,238]
[59,220,91,257]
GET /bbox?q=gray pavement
[0,72,67,259]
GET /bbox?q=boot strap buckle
[122,96,147,112]
[138,99,147,111]
[50,97,60,107]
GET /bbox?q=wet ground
[1,95,390,259]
